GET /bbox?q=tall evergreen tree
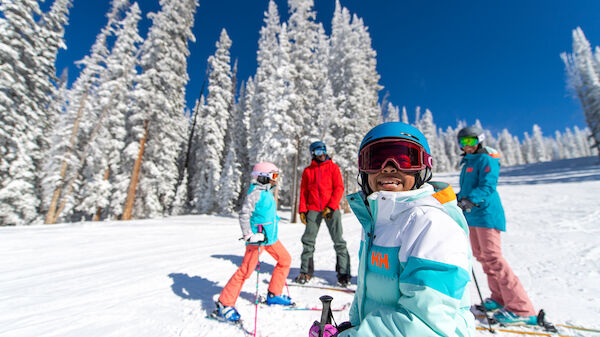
[531,124,550,162]
[287,0,330,165]
[42,0,130,223]
[76,2,142,219]
[0,0,44,225]
[124,0,198,219]
[251,0,295,169]
[191,29,233,214]
[562,27,600,158]
[329,0,381,189]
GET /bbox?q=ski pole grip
[318,295,333,337]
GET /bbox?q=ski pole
[318,295,333,337]
[254,245,261,336]
[253,225,264,337]
[472,269,495,333]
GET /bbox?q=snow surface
[1,157,599,337]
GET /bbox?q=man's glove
[322,207,334,220]
[458,198,477,212]
[244,232,265,243]
[300,212,307,225]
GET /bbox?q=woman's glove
[244,233,265,243]
[458,198,477,212]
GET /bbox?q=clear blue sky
[51,0,600,137]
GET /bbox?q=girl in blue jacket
[457,126,537,325]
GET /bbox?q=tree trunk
[51,88,122,224]
[92,167,111,221]
[121,119,150,221]
[45,90,89,224]
[291,136,300,223]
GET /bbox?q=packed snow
[1,157,599,337]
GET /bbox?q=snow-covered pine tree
[250,1,297,207]
[497,128,517,166]
[0,0,44,225]
[313,23,337,153]
[216,59,245,215]
[123,0,198,219]
[573,125,592,157]
[383,103,400,122]
[401,106,409,124]
[416,109,451,172]
[76,2,142,220]
[286,0,331,167]
[171,168,188,216]
[442,125,461,170]
[562,27,600,158]
[531,124,550,162]
[237,78,255,207]
[191,29,232,214]
[43,0,130,223]
[35,0,72,158]
[329,0,381,192]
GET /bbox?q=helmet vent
[399,132,419,141]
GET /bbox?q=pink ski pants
[219,240,291,307]
[469,227,536,316]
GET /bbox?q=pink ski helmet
[252,162,279,180]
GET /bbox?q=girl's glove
[244,233,265,243]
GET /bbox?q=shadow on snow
[499,156,600,185]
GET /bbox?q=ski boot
[476,298,504,312]
[293,272,312,284]
[337,274,351,288]
[266,291,294,306]
[211,301,241,323]
[493,308,537,325]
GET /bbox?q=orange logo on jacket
[371,252,389,269]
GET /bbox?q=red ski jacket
[298,158,344,213]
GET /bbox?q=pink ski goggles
[359,139,432,173]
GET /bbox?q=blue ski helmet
[358,122,433,193]
[309,141,326,154]
[359,122,431,155]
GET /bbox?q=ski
[556,324,600,334]
[283,302,351,312]
[476,325,575,337]
[286,282,356,294]
[207,312,254,336]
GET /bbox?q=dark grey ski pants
[299,209,350,276]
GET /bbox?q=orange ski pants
[218,240,291,307]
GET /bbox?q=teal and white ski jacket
[457,146,506,231]
[340,183,474,337]
[238,183,280,245]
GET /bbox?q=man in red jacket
[294,141,351,287]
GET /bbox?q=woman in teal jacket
[457,126,537,325]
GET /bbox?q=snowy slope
[1,157,599,337]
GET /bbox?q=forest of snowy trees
[1,0,597,226]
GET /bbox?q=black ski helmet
[457,126,485,145]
